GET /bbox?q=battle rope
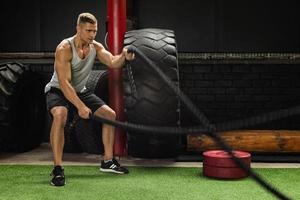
[117,46,288,199]
[127,46,291,200]
[216,106,300,132]
[88,105,300,136]
[68,47,295,199]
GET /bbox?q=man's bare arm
[94,42,134,68]
[55,41,91,118]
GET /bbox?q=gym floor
[1,143,300,169]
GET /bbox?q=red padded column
[107,0,127,156]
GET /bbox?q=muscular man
[45,12,134,186]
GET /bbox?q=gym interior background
[1,0,300,157]
[1,0,299,52]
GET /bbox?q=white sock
[104,159,113,163]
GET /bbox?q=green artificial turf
[0,165,299,200]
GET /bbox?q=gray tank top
[44,36,96,93]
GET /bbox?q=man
[45,12,134,186]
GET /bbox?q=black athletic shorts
[46,87,106,114]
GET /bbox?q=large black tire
[74,70,108,154]
[123,28,181,158]
[0,62,46,152]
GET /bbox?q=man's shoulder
[57,40,72,52]
[55,39,72,60]
[92,40,104,50]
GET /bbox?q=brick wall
[19,60,300,130]
[179,63,300,129]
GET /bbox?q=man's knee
[95,106,116,120]
[102,108,116,120]
[51,106,68,126]
[107,109,116,120]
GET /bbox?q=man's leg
[94,105,129,174]
[94,105,116,161]
[50,106,68,166]
[49,106,68,186]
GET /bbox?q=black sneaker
[100,158,129,174]
[50,166,66,186]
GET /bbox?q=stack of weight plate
[203,150,251,179]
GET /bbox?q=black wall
[0,0,107,52]
[180,62,300,129]
[134,0,300,52]
[1,0,299,52]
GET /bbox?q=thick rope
[127,46,291,200]
[88,105,300,135]
[71,47,295,200]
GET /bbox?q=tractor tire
[0,62,46,152]
[123,28,181,158]
[74,70,108,154]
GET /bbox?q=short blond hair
[77,12,97,25]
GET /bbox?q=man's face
[77,22,98,44]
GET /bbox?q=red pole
[107,0,127,156]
